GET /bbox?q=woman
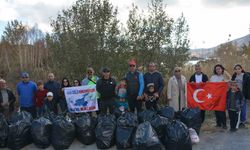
[231,64,250,127]
[59,78,71,113]
[167,67,187,111]
[73,79,81,87]
[210,64,230,129]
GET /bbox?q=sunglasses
[175,70,181,72]
[87,71,93,74]
[103,71,110,73]
[129,65,135,67]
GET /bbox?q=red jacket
[35,89,48,107]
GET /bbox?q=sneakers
[230,128,237,132]
[239,123,246,128]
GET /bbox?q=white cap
[47,92,53,97]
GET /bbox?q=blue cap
[21,72,29,78]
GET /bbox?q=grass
[201,103,250,133]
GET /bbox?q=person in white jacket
[167,67,187,111]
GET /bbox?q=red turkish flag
[187,82,229,111]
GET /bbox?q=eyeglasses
[129,65,135,67]
[175,70,181,72]
[87,71,93,74]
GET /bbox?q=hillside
[191,34,250,58]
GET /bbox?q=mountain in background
[191,34,250,58]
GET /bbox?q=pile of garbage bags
[0,106,201,149]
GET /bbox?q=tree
[162,13,190,73]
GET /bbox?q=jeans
[128,94,142,113]
[240,100,247,123]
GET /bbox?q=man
[16,72,37,118]
[96,67,116,114]
[125,59,144,112]
[0,79,16,117]
[44,73,61,104]
[144,62,164,98]
[82,67,99,86]
[189,64,209,123]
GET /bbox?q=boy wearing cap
[16,72,37,118]
[226,81,243,132]
[125,59,144,113]
[35,80,48,117]
[43,92,58,114]
[144,83,159,110]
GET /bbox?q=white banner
[64,85,98,113]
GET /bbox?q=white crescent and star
[193,89,213,103]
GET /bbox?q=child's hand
[120,98,125,102]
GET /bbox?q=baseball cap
[21,72,29,78]
[128,59,136,65]
[102,67,110,72]
[47,92,53,97]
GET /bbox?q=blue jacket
[16,81,37,107]
[125,71,144,96]
[144,71,164,95]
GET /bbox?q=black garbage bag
[95,114,116,149]
[0,114,8,148]
[8,111,33,124]
[133,121,161,150]
[75,113,96,145]
[138,109,157,123]
[51,116,75,150]
[163,120,192,150]
[114,108,123,119]
[150,115,169,143]
[31,117,52,149]
[158,106,175,120]
[180,108,202,135]
[116,112,138,149]
[7,121,32,150]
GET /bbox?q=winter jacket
[43,98,58,114]
[226,89,243,111]
[232,72,250,99]
[189,72,209,82]
[125,71,144,96]
[0,88,16,112]
[96,77,116,100]
[81,76,99,86]
[144,71,164,95]
[35,89,48,107]
[44,81,61,102]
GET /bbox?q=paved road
[2,127,248,150]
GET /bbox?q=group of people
[0,60,249,132]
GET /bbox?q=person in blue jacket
[16,72,37,118]
[144,62,164,98]
[125,59,144,113]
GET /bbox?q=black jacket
[232,73,250,99]
[144,71,164,95]
[96,77,116,100]
[43,98,58,114]
[0,88,16,112]
[189,72,209,83]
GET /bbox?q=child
[226,81,243,132]
[43,92,58,115]
[115,78,129,111]
[35,80,48,117]
[144,83,159,111]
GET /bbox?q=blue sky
[0,0,250,48]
